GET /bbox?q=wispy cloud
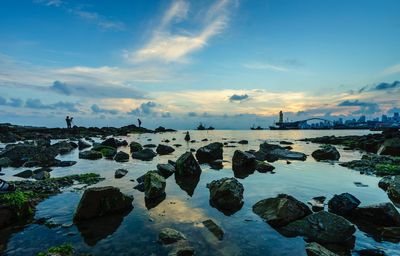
[243,62,289,72]
[124,0,234,63]
[382,63,400,76]
[34,0,63,7]
[229,94,249,102]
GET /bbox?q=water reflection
[76,208,132,246]
[175,173,200,197]
[145,193,166,210]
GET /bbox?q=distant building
[382,114,388,122]
[357,115,366,123]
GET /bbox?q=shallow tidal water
[2,130,400,256]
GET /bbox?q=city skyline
[1,0,400,129]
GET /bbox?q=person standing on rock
[138,118,142,128]
[65,116,71,129]
[185,131,190,142]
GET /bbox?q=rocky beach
[0,124,399,255]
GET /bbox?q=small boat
[250,125,264,130]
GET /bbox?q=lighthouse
[279,111,283,123]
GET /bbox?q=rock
[280,211,356,244]
[129,141,143,152]
[78,139,91,150]
[14,170,34,178]
[349,202,400,227]
[157,163,175,178]
[308,196,326,212]
[209,159,224,170]
[159,228,186,244]
[33,167,52,174]
[379,176,396,190]
[387,178,400,205]
[328,193,361,216]
[73,186,133,221]
[232,150,256,177]
[305,242,339,256]
[195,142,223,163]
[238,140,248,144]
[58,160,77,167]
[144,171,166,199]
[114,151,129,162]
[51,141,75,154]
[168,241,194,256]
[115,169,128,178]
[101,138,121,148]
[253,194,312,227]
[312,145,341,161]
[143,144,156,148]
[255,160,275,173]
[156,144,175,155]
[208,177,244,215]
[175,152,202,177]
[32,171,50,180]
[379,138,400,156]
[79,150,102,160]
[131,148,157,161]
[378,227,400,241]
[202,219,224,240]
[280,141,293,145]
[0,144,59,167]
[133,183,145,192]
[259,142,307,161]
[92,144,117,159]
[0,157,11,167]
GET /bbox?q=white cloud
[382,63,400,76]
[124,0,233,63]
[243,62,290,72]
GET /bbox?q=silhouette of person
[138,118,142,128]
[184,131,190,142]
[70,117,74,127]
[66,116,71,129]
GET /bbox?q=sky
[0,0,400,129]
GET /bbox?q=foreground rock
[159,228,186,244]
[255,160,275,173]
[349,202,400,227]
[195,142,223,163]
[232,150,256,178]
[280,211,356,244]
[258,142,307,161]
[327,193,360,216]
[0,143,59,167]
[129,141,142,152]
[156,163,175,178]
[378,137,400,156]
[144,171,166,199]
[114,151,129,162]
[0,173,104,229]
[208,177,244,215]
[115,169,128,178]
[79,150,102,160]
[156,144,175,155]
[101,137,127,148]
[305,242,339,256]
[340,154,400,176]
[175,152,202,177]
[131,148,157,161]
[253,194,312,227]
[74,186,133,221]
[311,145,340,161]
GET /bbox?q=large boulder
[156,144,175,155]
[327,193,360,216]
[114,151,129,162]
[232,150,256,174]
[73,186,133,221]
[51,141,75,155]
[175,152,202,177]
[144,171,166,199]
[101,138,125,149]
[253,194,312,227]
[129,141,143,152]
[156,163,175,178]
[14,170,34,178]
[0,157,11,167]
[349,202,400,227]
[379,138,400,157]
[311,145,340,161]
[208,177,244,215]
[79,150,102,160]
[92,144,117,159]
[280,211,356,244]
[195,142,223,163]
[131,148,157,161]
[159,228,186,244]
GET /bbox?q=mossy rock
[37,243,74,256]
[375,164,400,176]
[129,141,143,152]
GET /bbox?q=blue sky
[0,0,399,129]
